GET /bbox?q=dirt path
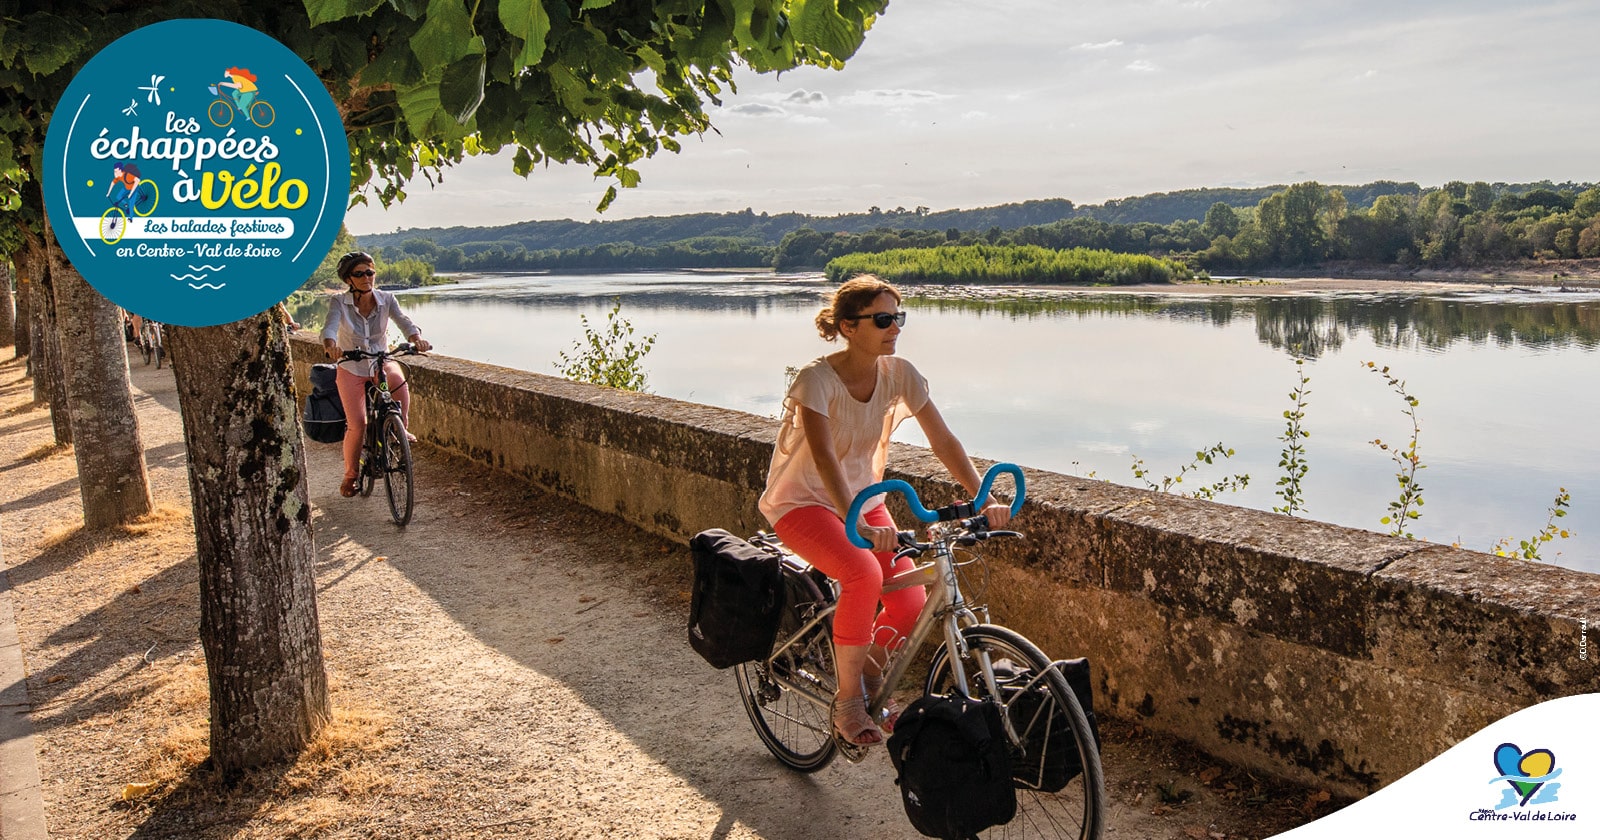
[0,348,1332,839]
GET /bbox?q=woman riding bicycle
[320,251,432,497]
[758,275,1010,747]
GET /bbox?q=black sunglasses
[845,311,907,329]
[348,269,376,278]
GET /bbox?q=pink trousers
[335,363,409,480]
[774,504,927,649]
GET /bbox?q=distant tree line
[361,180,1600,276]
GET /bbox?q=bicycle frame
[760,520,991,723]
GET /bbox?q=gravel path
[0,347,1327,839]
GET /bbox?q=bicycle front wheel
[381,413,414,525]
[99,207,127,245]
[927,625,1105,840]
[734,564,837,772]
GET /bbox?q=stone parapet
[289,335,1597,797]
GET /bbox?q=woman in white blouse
[758,275,1010,746]
[320,251,432,497]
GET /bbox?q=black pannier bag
[302,363,347,444]
[994,657,1101,793]
[687,529,784,669]
[888,693,1016,840]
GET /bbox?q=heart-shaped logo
[1493,742,1556,806]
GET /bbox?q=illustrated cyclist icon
[207,66,274,128]
[99,161,158,244]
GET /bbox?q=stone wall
[290,335,1597,797]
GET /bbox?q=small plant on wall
[557,297,658,392]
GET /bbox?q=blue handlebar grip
[845,480,939,548]
[974,463,1026,517]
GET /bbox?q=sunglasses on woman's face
[847,311,907,329]
[349,269,376,278]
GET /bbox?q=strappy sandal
[864,674,901,733]
[832,694,882,746]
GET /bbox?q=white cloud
[1074,39,1125,50]
[726,103,787,117]
[961,110,990,120]
[838,89,951,108]
[1126,60,1159,72]
[782,89,828,106]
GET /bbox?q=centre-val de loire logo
[1468,742,1578,824]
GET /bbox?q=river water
[291,271,1600,574]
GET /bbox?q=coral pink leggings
[774,504,927,649]
[335,363,409,480]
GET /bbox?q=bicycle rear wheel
[734,561,837,772]
[927,625,1105,840]
[381,413,414,525]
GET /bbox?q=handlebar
[844,463,1026,549]
[341,342,424,361]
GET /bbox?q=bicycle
[207,92,275,128]
[99,179,159,244]
[733,463,1105,839]
[340,344,423,526]
[139,319,164,369]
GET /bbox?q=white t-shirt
[759,355,930,526]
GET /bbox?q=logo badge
[1491,742,1562,809]
[43,19,350,328]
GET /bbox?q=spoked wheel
[358,426,378,498]
[381,413,414,525]
[927,625,1106,840]
[100,207,127,244]
[734,565,837,772]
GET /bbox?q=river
[290,271,1600,574]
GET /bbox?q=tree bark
[12,251,31,360]
[45,223,153,527]
[20,239,70,444]
[0,260,15,348]
[166,314,329,775]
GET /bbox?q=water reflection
[907,292,1600,357]
[285,273,1600,573]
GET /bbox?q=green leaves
[791,0,867,61]
[411,0,477,69]
[498,0,553,69]
[556,297,658,391]
[303,0,387,28]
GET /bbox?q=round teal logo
[43,19,350,328]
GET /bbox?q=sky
[343,0,1600,236]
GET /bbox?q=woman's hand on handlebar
[859,523,900,554]
[323,338,341,360]
[980,501,1012,529]
[410,336,432,353]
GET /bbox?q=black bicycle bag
[993,657,1101,793]
[888,692,1016,840]
[687,529,784,669]
[302,363,346,444]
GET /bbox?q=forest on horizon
[358,179,1600,279]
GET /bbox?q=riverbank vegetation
[824,244,1190,285]
[362,179,1600,281]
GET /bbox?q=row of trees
[380,234,772,272]
[377,179,1600,276]
[3,0,888,783]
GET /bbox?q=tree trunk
[166,314,329,775]
[21,239,70,444]
[12,251,31,360]
[45,223,152,527]
[0,260,15,348]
